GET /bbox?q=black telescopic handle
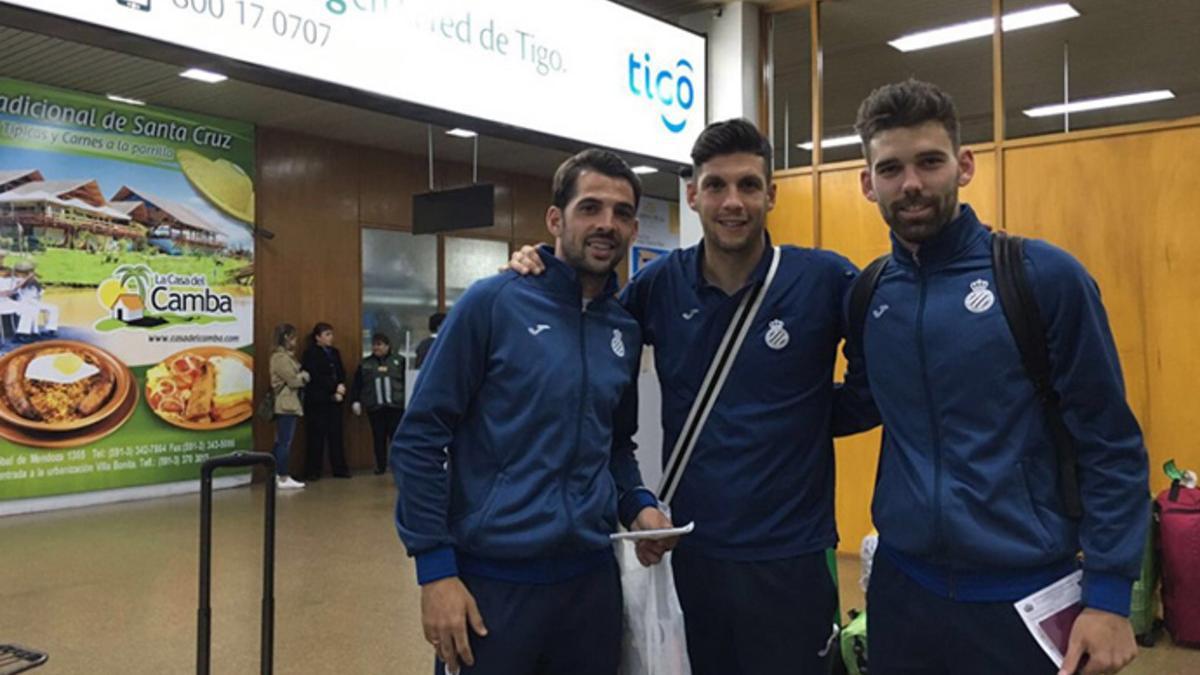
[198,452,276,675]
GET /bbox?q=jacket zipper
[564,302,589,538]
[915,261,949,593]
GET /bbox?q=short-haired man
[392,149,670,674]
[509,119,876,674]
[415,312,446,369]
[853,79,1148,675]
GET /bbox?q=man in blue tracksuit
[510,119,877,674]
[853,80,1149,675]
[391,149,669,674]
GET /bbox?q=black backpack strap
[991,231,1083,520]
[848,253,891,358]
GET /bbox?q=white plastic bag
[616,540,692,675]
[859,530,879,592]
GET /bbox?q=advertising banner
[0,77,255,507]
[0,0,706,164]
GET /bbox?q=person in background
[269,323,309,490]
[351,333,406,475]
[414,312,445,369]
[301,322,350,480]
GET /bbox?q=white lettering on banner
[2,0,706,163]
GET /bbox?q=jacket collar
[889,203,988,270]
[535,244,619,301]
[690,230,774,293]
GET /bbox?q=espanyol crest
[964,279,995,314]
[611,329,626,357]
[764,319,790,350]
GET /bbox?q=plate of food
[0,340,132,433]
[146,347,253,430]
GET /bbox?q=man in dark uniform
[351,333,406,475]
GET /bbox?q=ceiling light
[797,135,860,151]
[889,3,1079,52]
[1023,90,1175,117]
[445,128,477,138]
[180,68,227,83]
[631,165,658,175]
[106,94,145,106]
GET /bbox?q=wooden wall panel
[254,129,551,473]
[817,153,996,553]
[1005,128,1200,495]
[254,129,367,473]
[767,173,814,247]
[358,147,425,230]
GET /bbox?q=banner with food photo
[0,77,255,508]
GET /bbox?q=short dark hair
[690,118,773,180]
[273,323,296,348]
[855,79,961,159]
[552,149,642,211]
[428,312,446,333]
[371,333,390,346]
[311,322,333,340]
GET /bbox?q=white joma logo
[527,324,551,336]
[682,309,699,320]
[872,304,890,319]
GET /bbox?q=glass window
[1004,0,1200,139]
[361,228,437,359]
[445,237,510,306]
[769,8,813,170]
[820,0,994,163]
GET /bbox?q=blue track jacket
[392,247,656,585]
[861,204,1149,615]
[620,234,874,560]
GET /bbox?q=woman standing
[269,323,309,489]
[301,322,350,480]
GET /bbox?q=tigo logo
[628,53,696,134]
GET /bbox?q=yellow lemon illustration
[97,278,123,310]
[177,149,255,224]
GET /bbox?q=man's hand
[336,383,347,396]
[421,577,489,672]
[1058,608,1137,675]
[632,506,678,566]
[351,402,362,416]
[500,245,546,275]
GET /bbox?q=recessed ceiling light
[889,3,1080,52]
[631,165,659,175]
[180,68,228,83]
[106,94,145,106]
[445,128,478,138]
[797,135,860,151]
[1023,90,1175,117]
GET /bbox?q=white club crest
[764,319,790,350]
[611,329,626,357]
[964,279,995,314]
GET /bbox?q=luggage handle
[198,452,276,675]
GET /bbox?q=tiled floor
[1,474,1194,673]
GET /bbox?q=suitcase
[197,452,277,674]
[1156,475,1200,647]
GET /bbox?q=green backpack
[840,609,868,675]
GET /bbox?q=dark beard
[882,192,958,245]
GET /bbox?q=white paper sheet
[1013,570,1085,667]
[609,521,695,541]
